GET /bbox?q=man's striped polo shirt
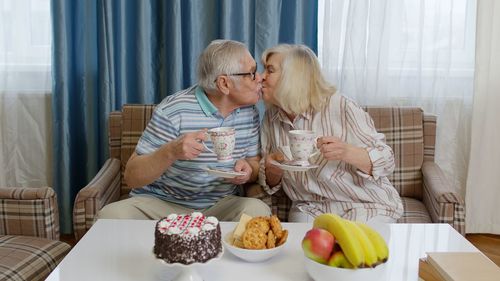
[129,85,260,209]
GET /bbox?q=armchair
[73,105,155,241]
[366,107,464,234]
[0,186,71,281]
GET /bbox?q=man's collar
[195,86,241,117]
[195,86,218,116]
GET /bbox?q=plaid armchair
[0,186,71,281]
[73,105,155,241]
[73,105,465,241]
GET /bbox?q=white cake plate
[154,248,224,281]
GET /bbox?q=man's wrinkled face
[228,51,262,107]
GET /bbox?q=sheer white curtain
[466,0,500,234]
[318,0,476,198]
[0,0,52,187]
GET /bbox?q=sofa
[0,186,71,281]
[73,105,465,241]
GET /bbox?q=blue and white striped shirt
[130,85,260,209]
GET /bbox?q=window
[0,0,51,93]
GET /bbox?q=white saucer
[269,159,319,172]
[204,167,246,178]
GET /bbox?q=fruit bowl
[222,231,286,262]
[304,256,388,281]
[302,215,392,281]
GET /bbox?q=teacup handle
[200,132,214,153]
[309,137,321,158]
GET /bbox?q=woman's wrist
[345,145,372,174]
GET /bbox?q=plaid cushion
[0,187,60,240]
[397,197,432,223]
[120,104,155,196]
[364,107,424,199]
[0,235,70,281]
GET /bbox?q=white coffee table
[46,219,478,281]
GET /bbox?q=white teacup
[288,130,319,166]
[203,127,236,162]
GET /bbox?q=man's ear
[215,76,231,96]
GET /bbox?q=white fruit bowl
[304,256,388,281]
[222,231,286,262]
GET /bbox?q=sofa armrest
[422,161,465,235]
[0,186,60,240]
[73,158,122,241]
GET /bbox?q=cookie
[242,227,267,249]
[277,229,288,246]
[269,215,283,239]
[246,217,270,233]
[267,229,276,249]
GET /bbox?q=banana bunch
[313,213,389,268]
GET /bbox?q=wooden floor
[61,233,500,267]
[466,234,500,267]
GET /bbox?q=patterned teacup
[203,127,236,162]
[287,130,319,166]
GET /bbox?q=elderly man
[98,40,270,221]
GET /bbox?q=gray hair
[197,40,248,92]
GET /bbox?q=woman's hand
[317,136,352,161]
[317,136,372,174]
[265,152,285,187]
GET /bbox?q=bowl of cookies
[222,214,288,262]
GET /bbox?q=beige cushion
[397,197,432,223]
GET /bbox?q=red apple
[302,228,335,264]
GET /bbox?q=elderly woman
[258,44,403,223]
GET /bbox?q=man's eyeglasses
[215,70,257,82]
[228,71,257,80]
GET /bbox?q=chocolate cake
[153,212,222,264]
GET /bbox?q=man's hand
[167,130,208,160]
[227,159,252,185]
[125,130,209,188]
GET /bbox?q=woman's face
[261,53,283,106]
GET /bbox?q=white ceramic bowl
[304,256,388,281]
[222,231,286,262]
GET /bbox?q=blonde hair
[261,44,336,114]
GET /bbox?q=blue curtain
[51,0,318,234]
